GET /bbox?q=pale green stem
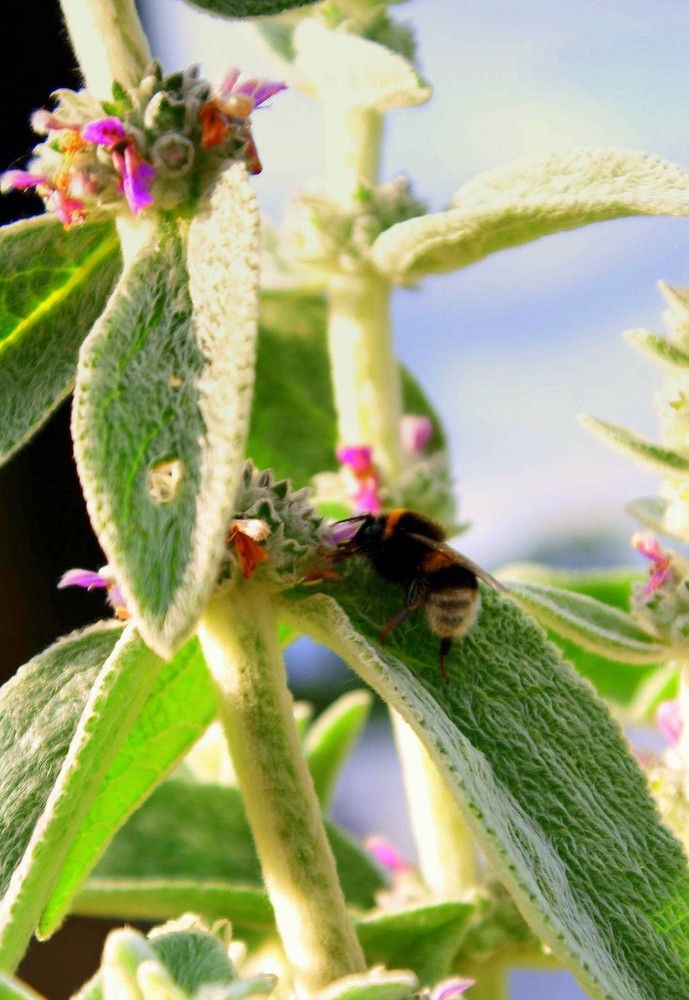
[327,272,405,481]
[322,101,405,481]
[323,106,383,206]
[460,961,509,1000]
[392,712,479,897]
[198,584,366,997]
[59,0,150,98]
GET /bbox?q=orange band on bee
[421,549,453,572]
[382,508,407,539]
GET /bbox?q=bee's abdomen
[425,587,480,638]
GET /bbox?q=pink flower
[632,531,672,594]
[401,414,433,455]
[365,835,410,874]
[337,444,382,514]
[83,117,156,215]
[1,169,44,192]
[58,565,129,619]
[657,699,683,745]
[429,978,476,1000]
[46,187,87,227]
[82,117,128,147]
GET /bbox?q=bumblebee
[334,508,505,683]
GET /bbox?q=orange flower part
[199,100,231,149]
[228,518,270,579]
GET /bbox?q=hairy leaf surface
[498,564,664,710]
[371,149,689,282]
[281,567,689,999]
[72,165,259,656]
[0,216,120,465]
[177,0,317,16]
[0,625,215,968]
[581,415,689,476]
[77,779,384,926]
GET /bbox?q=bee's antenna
[331,514,371,526]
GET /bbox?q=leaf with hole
[72,164,260,657]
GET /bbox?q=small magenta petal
[82,117,127,147]
[657,699,683,745]
[365,835,409,873]
[1,170,43,192]
[329,519,364,545]
[401,414,433,454]
[354,482,381,514]
[429,978,476,1000]
[336,444,374,474]
[119,147,156,214]
[58,568,108,590]
[219,67,241,96]
[239,80,287,107]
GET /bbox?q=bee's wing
[408,533,507,593]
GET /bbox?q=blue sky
[141,0,689,571]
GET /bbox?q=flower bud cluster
[2,62,284,227]
[631,532,689,646]
[280,176,426,278]
[227,463,328,588]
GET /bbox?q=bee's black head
[332,513,384,554]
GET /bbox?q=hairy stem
[328,272,404,481]
[392,712,479,897]
[60,0,150,98]
[322,103,405,481]
[198,584,366,997]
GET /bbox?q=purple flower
[83,117,156,215]
[82,117,128,148]
[401,414,433,455]
[219,68,287,111]
[657,699,683,745]
[336,444,382,514]
[113,146,156,214]
[59,565,129,619]
[429,978,476,1000]
[58,568,109,590]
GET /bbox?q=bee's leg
[380,581,422,646]
[438,637,452,685]
[380,606,412,645]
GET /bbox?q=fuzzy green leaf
[0,216,120,465]
[505,578,668,665]
[293,19,430,111]
[38,638,215,938]
[498,564,663,710]
[304,691,373,808]
[177,0,317,17]
[250,291,445,487]
[72,165,260,657]
[76,779,384,926]
[626,496,689,544]
[625,328,689,370]
[281,567,689,999]
[581,414,689,475]
[371,149,689,282]
[0,624,215,968]
[0,627,164,969]
[356,903,473,986]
